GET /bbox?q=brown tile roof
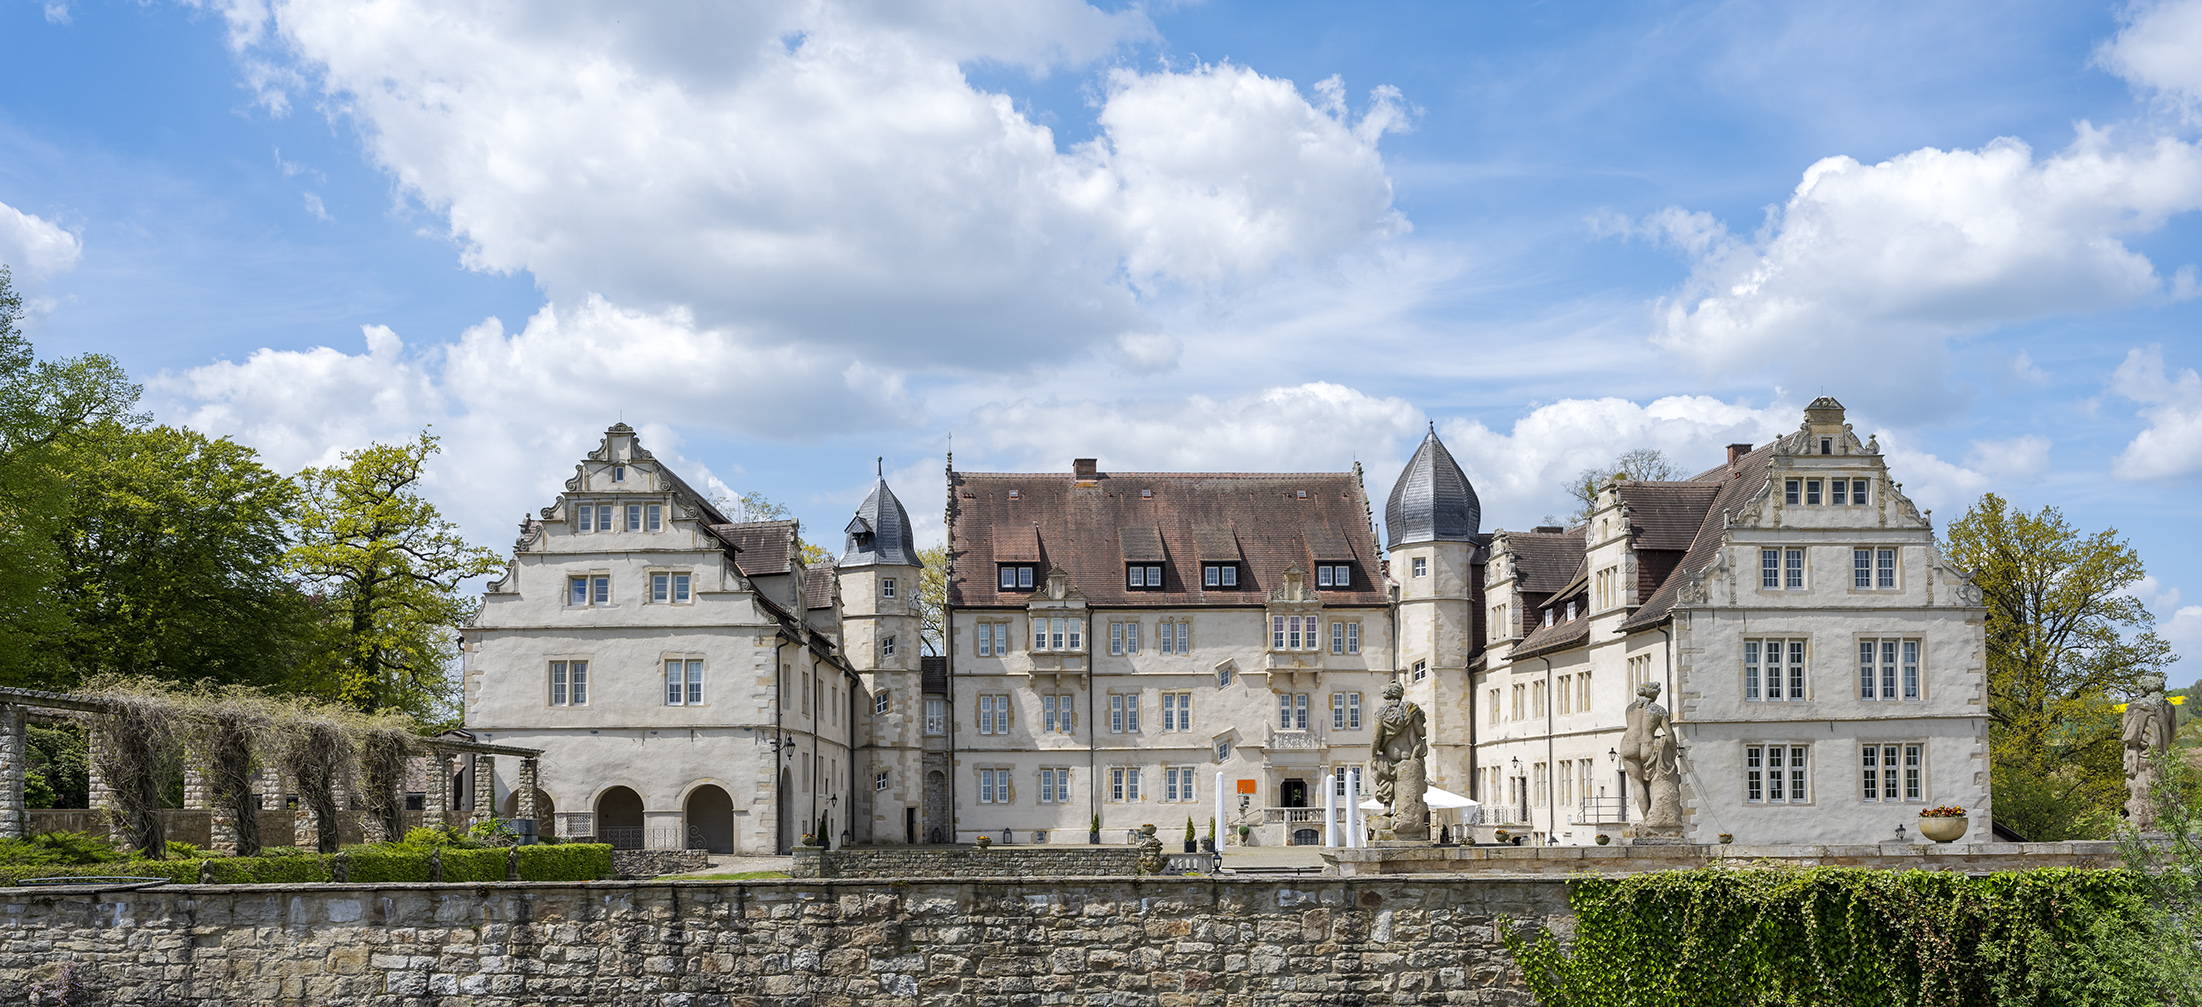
[948,469,1385,608]
[1502,530,1584,594]
[802,567,835,611]
[1615,483,1722,551]
[1513,614,1591,659]
[1621,438,1784,631]
[711,521,798,577]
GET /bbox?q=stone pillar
[472,754,496,829]
[0,704,25,840]
[516,758,540,824]
[293,769,319,853]
[186,764,241,855]
[425,750,453,831]
[85,727,123,847]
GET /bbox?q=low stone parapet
[608,849,708,879]
[1323,840,2125,876]
[792,844,1146,878]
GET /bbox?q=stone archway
[501,789,557,837]
[595,786,645,849]
[685,784,735,854]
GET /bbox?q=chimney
[1072,458,1099,480]
[1727,443,1752,464]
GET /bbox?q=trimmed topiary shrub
[346,846,433,884]
[516,843,612,882]
[439,847,509,883]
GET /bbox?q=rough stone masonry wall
[795,845,1147,878]
[0,875,1572,1005]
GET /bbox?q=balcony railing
[1568,797,1630,825]
[592,826,705,851]
[1263,729,1326,750]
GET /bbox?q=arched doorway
[777,768,794,854]
[500,789,558,837]
[596,786,645,850]
[686,784,735,854]
[923,770,948,843]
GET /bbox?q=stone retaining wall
[1324,840,2125,876]
[0,875,1572,1005]
[793,844,1147,878]
[607,849,708,879]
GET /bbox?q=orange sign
[1236,779,1258,795]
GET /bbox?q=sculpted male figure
[2124,672,2176,831]
[1620,681,1682,830]
[1370,680,1430,841]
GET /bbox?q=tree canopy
[1943,493,2175,840]
[1567,447,1683,521]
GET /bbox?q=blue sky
[5,0,2202,683]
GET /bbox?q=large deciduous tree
[917,545,948,656]
[1567,447,1682,521]
[287,431,500,720]
[1942,493,2174,840]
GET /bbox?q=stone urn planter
[1595,834,1610,846]
[974,835,992,849]
[1918,816,1969,843]
[1718,834,1734,845]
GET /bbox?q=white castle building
[463,399,1990,852]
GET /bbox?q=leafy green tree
[918,544,948,655]
[1567,447,1682,521]
[1943,493,2174,840]
[48,422,314,691]
[287,431,500,720]
[0,265,143,688]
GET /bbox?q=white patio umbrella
[1359,787,1477,810]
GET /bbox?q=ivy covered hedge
[1502,867,2177,1007]
[0,843,614,887]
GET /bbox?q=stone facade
[791,845,1146,878]
[607,849,709,879]
[0,877,1568,1005]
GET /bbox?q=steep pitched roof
[1615,483,1723,550]
[802,567,835,611]
[839,469,919,568]
[1504,530,1584,594]
[1621,440,1782,631]
[711,521,798,577]
[949,468,1385,608]
[1386,428,1482,548]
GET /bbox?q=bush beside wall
[0,843,614,887]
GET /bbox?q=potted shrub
[1201,817,1216,853]
[1918,805,1969,843]
[1718,833,1734,845]
[1184,818,1198,853]
[1595,834,1610,846]
[1236,823,1251,845]
[1493,829,1509,844]
[1089,814,1102,845]
[974,834,992,850]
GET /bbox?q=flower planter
[1918,816,1968,843]
[1595,834,1610,846]
[1718,834,1734,845]
[1088,831,1102,845]
[1183,841,1198,853]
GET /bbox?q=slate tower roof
[839,463,918,568]
[1385,427,1482,548]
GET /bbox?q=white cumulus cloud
[2110,344,2202,480]
[966,382,1425,475]
[0,199,82,281]
[1647,128,2202,416]
[2098,0,2202,115]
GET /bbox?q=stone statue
[1370,680,1430,841]
[2124,672,2177,832]
[1620,681,1683,832]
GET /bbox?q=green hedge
[0,842,614,887]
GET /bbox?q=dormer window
[1543,608,1554,628]
[1201,563,1239,588]
[1140,488,1153,499]
[1564,600,1577,621]
[1315,565,1352,588]
[1007,488,1021,500]
[998,564,1037,590]
[1127,565,1164,589]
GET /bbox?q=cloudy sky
[5,0,2202,683]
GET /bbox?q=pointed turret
[1385,426,1482,549]
[839,460,918,568]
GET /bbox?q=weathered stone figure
[1620,681,1683,831]
[1370,680,1430,841]
[2124,672,2177,831]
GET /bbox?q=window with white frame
[1760,548,1806,589]
[1215,738,1232,761]
[663,659,704,705]
[568,575,612,607]
[975,622,1010,657]
[1031,617,1083,653]
[924,698,946,735]
[1038,768,1071,803]
[1861,743,1923,802]
[612,465,625,483]
[1533,761,1548,807]
[881,577,897,598]
[875,770,890,792]
[1841,479,1869,506]
[1852,547,1898,590]
[1745,744,1811,803]
[1161,691,1193,731]
[1156,619,1190,654]
[873,691,890,715]
[1595,566,1618,609]
[1272,614,1321,651]
[1329,620,1360,655]
[1784,479,1800,505]
[1042,694,1075,734]
[1333,765,1360,797]
[977,694,1012,735]
[1315,564,1352,588]
[1109,693,1140,734]
[1627,654,1652,689]
[1488,688,1501,726]
[998,564,1037,590]
[645,503,662,531]
[1278,692,1310,730]
[548,660,588,706]
[1202,564,1239,588]
[1744,639,1808,701]
[1126,564,1164,589]
[573,501,612,532]
[1412,659,1428,682]
[1215,661,1234,687]
[1577,671,1592,713]
[1411,557,1428,578]
[1511,683,1526,720]
[977,768,1011,804]
[1109,620,1143,656]
[881,635,897,659]
[1331,691,1362,730]
[1164,766,1199,802]
[1557,674,1572,714]
[624,503,643,531]
[1858,639,1921,701]
[1109,766,1142,801]
[649,572,692,604]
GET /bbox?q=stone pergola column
[0,704,25,840]
[425,750,454,831]
[185,764,241,855]
[85,727,123,847]
[472,754,496,828]
[516,757,540,824]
